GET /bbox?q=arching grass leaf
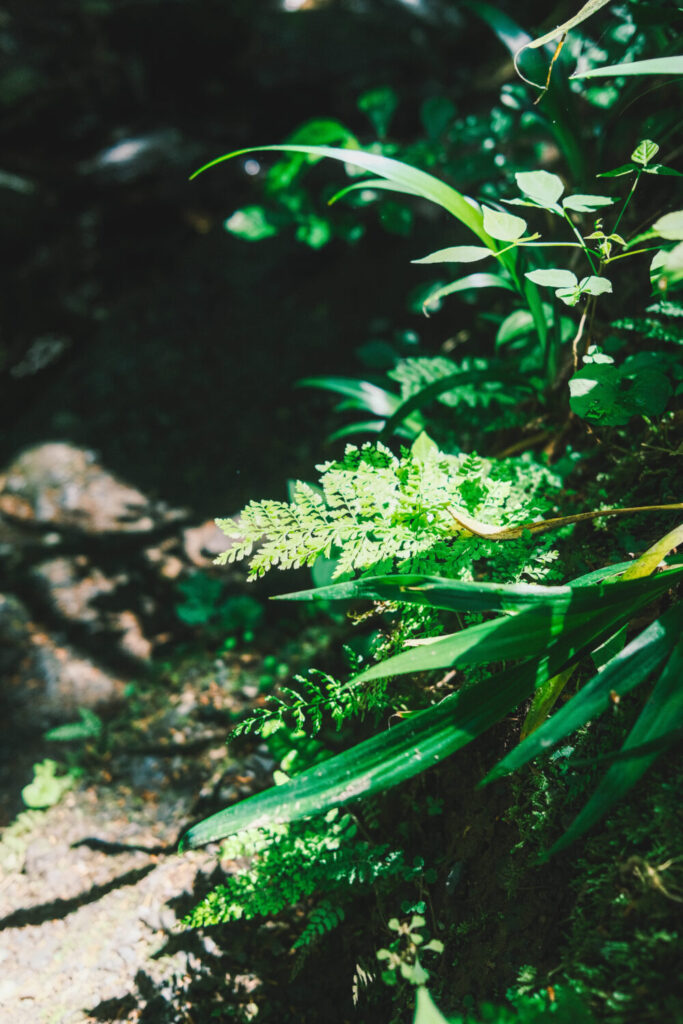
[571,56,683,79]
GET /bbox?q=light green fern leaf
[215,441,563,583]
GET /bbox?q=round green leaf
[525,268,577,288]
[652,211,683,241]
[482,205,527,241]
[412,246,491,264]
[580,276,613,296]
[515,170,564,207]
[569,364,624,423]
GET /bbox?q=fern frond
[215,441,563,582]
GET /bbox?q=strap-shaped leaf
[422,273,515,313]
[571,56,683,79]
[482,601,683,785]
[548,625,683,854]
[277,569,680,618]
[180,599,643,849]
[191,145,502,258]
[328,178,422,204]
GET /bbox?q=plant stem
[562,209,598,274]
[613,167,643,235]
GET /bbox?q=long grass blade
[483,602,683,784]
[548,630,683,854]
[181,594,653,849]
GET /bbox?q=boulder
[0,443,183,534]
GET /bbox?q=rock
[0,442,183,534]
[30,556,123,625]
[23,631,126,723]
[181,519,230,568]
[29,556,154,662]
[0,593,33,673]
[0,600,125,726]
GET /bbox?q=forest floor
[0,623,344,1024]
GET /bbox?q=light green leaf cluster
[215,441,562,582]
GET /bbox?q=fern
[388,355,518,409]
[232,666,388,739]
[292,899,345,949]
[215,440,564,583]
[612,315,683,346]
[183,808,423,946]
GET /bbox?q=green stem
[562,209,598,274]
[613,168,643,235]
[606,245,664,263]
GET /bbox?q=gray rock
[0,442,182,534]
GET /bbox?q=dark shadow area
[0,863,156,930]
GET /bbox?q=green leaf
[482,206,527,241]
[422,273,515,312]
[515,170,564,207]
[571,56,683,79]
[525,268,577,288]
[569,364,621,423]
[562,194,615,212]
[191,145,502,258]
[631,139,660,166]
[224,206,278,241]
[643,164,683,178]
[412,246,492,264]
[580,275,613,296]
[496,308,535,346]
[652,211,683,241]
[377,367,534,439]
[413,987,450,1024]
[297,377,402,418]
[651,242,683,290]
[44,707,103,743]
[411,431,440,464]
[180,585,665,848]
[483,604,682,786]
[597,163,637,178]
[357,86,399,139]
[329,178,422,205]
[549,621,683,854]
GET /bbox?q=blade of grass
[483,601,683,784]
[180,599,636,848]
[548,630,683,854]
